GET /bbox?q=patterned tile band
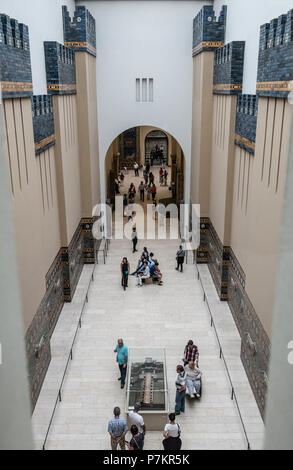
[213,83,243,91]
[64,41,96,55]
[47,84,76,92]
[192,41,224,56]
[256,80,293,92]
[1,81,33,92]
[235,134,256,151]
[35,134,55,152]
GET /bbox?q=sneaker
[118,377,121,381]
[121,383,125,389]
[190,394,195,398]
[196,393,200,398]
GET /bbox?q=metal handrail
[41,239,108,450]
[194,261,251,450]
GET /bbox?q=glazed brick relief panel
[228,248,270,418]
[25,252,64,410]
[192,5,227,57]
[257,9,293,98]
[0,14,33,98]
[235,95,258,155]
[213,41,245,95]
[63,5,96,56]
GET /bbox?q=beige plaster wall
[53,94,82,246]
[209,94,237,244]
[3,98,61,330]
[76,52,100,215]
[190,52,214,215]
[245,98,292,335]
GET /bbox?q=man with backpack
[175,245,185,272]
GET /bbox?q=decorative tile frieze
[228,248,270,419]
[257,9,293,98]
[25,250,64,411]
[235,94,258,155]
[192,5,227,57]
[44,42,76,95]
[31,95,55,155]
[213,42,245,95]
[63,5,96,56]
[0,14,33,99]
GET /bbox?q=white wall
[214,0,293,94]
[1,0,75,95]
[78,0,212,201]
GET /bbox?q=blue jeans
[175,389,185,413]
[119,364,127,385]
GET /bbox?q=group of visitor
[159,167,168,186]
[131,247,163,287]
[174,340,201,416]
[108,405,181,451]
[150,145,164,166]
[110,337,201,450]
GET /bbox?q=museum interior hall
[1,0,293,451]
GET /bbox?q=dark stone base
[197,217,271,419]
[25,217,97,410]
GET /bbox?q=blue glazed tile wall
[257,9,293,98]
[32,95,55,155]
[0,14,32,98]
[213,41,245,95]
[192,5,227,57]
[63,5,96,56]
[44,41,76,95]
[235,95,258,155]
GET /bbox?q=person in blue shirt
[108,406,128,450]
[114,338,128,389]
[148,252,155,276]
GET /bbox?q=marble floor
[32,166,264,450]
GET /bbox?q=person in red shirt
[151,183,156,201]
[183,340,199,366]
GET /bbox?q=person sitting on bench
[136,261,150,287]
[184,361,202,398]
[130,255,146,276]
[152,261,163,286]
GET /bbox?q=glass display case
[126,348,169,430]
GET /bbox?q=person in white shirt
[184,361,202,398]
[136,261,150,287]
[129,403,146,434]
[134,162,139,176]
[162,413,181,450]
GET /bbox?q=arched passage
[104,125,186,208]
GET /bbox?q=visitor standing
[108,407,128,450]
[129,403,146,434]
[151,183,157,201]
[131,227,138,253]
[175,245,185,272]
[121,257,130,290]
[162,413,182,450]
[175,365,186,415]
[134,162,139,176]
[114,338,128,389]
[126,425,145,451]
[183,340,199,366]
[139,181,145,202]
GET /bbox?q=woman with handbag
[121,257,130,290]
[126,425,145,450]
[162,413,182,450]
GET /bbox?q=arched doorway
[145,130,168,166]
[104,125,186,208]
